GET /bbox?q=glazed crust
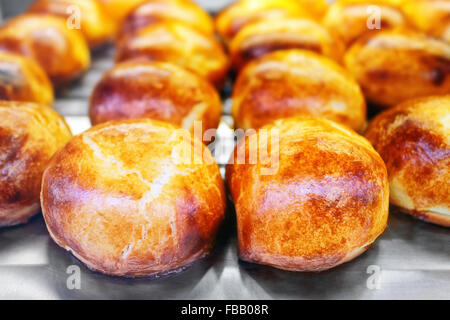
[98,0,165,24]
[229,18,345,70]
[0,51,53,106]
[226,117,389,272]
[89,61,222,140]
[27,0,116,48]
[115,22,229,87]
[232,49,366,132]
[345,29,450,108]
[402,0,450,44]
[215,0,328,43]
[41,119,226,277]
[0,102,72,227]
[0,14,90,84]
[323,0,408,47]
[119,0,214,41]
[365,96,450,227]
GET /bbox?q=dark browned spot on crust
[378,119,448,174]
[175,188,205,261]
[430,67,446,86]
[366,69,390,81]
[422,55,450,86]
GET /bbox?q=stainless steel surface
[0,206,449,299]
[0,1,449,300]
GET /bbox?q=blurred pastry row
[0,0,448,278]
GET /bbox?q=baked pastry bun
[345,29,450,108]
[402,0,450,43]
[323,0,407,47]
[0,14,90,84]
[90,61,222,141]
[229,18,345,70]
[116,22,229,87]
[41,119,226,277]
[27,0,116,48]
[215,0,327,44]
[0,102,72,227]
[0,51,53,106]
[232,49,366,132]
[119,0,214,41]
[365,96,450,227]
[226,117,389,272]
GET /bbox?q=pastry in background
[232,50,366,132]
[402,0,450,44]
[116,22,229,87]
[365,96,450,227]
[345,29,450,108]
[41,119,226,277]
[215,0,327,44]
[226,117,389,272]
[27,0,116,48]
[97,0,148,24]
[229,18,345,70]
[0,102,72,227]
[0,51,53,106]
[323,0,407,47]
[90,61,222,141]
[0,14,90,84]
[118,0,214,41]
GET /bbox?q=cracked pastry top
[41,119,226,277]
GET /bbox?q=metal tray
[0,3,449,300]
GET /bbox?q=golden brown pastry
[0,102,72,227]
[226,117,389,272]
[27,0,116,48]
[116,22,229,87]
[365,96,450,227]
[0,51,53,106]
[118,0,214,41]
[41,119,226,277]
[0,14,90,84]
[215,0,327,44]
[232,50,366,132]
[323,0,408,47]
[229,18,345,70]
[345,29,450,108]
[402,0,450,43]
[89,61,222,141]
[97,0,151,24]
